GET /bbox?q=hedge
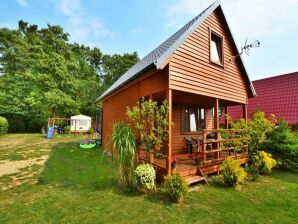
[0,116,9,135]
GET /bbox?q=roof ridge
[253,71,298,82]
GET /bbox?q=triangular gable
[97,0,255,101]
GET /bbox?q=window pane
[189,108,197,132]
[182,108,190,132]
[211,34,222,63]
[201,109,205,120]
[198,108,205,129]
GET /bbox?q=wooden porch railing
[201,129,248,165]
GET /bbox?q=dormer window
[210,31,223,65]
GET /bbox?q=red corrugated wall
[227,72,298,125]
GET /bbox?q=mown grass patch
[0,134,297,224]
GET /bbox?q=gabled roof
[97,0,255,101]
[225,72,298,124]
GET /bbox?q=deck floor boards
[139,150,248,182]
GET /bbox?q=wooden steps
[177,167,197,177]
[184,175,205,184]
[179,167,208,185]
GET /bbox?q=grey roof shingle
[97,0,255,101]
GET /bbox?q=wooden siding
[169,9,248,104]
[204,108,214,129]
[102,69,168,147]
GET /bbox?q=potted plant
[171,157,178,173]
[192,153,203,165]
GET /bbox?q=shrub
[261,120,298,172]
[112,122,136,191]
[221,157,247,187]
[126,98,170,163]
[286,136,298,172]
[89,127,94,135]
[63,125,70,134]
[161,173,189,203]
[293,121,298,132]
[224,110,274,180]
[0,116,9,135]
[247,111,274,153]
[134,163,156,191]
[258,151,277,174]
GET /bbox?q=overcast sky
[1,0,298,80]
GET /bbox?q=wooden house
[96,1,256,183]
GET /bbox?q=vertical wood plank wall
[169,9,248,104]
[102,69,168,147]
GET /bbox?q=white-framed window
[210,31,223,65]
[181,107,205,132]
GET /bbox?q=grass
[0,134,298,223]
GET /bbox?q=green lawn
[0,134,297,224]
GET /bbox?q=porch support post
[166,89,172,175]
[214,98,219,130]
[224,106,229,129]
[214,99,220,159]
[243,104,247,122]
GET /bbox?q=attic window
[210,31,223,65]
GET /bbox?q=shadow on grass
[144,190,174,205]
[109,180,175,205]
[207,175,231,189]
[38,142,116,190]
[270,168,298,184]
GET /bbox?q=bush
[63,125,70,134]
[0,116,9,135]
[258,151,277,174]
[161,173,189,203]
[293,121,298,132]
[134,163,156,192]
[89,127,94,135]
[261,120,298,172]
[126,98,170,164]
[221,158,247,187]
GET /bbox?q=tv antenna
[228,38,260,62]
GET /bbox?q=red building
[227,72,298,125]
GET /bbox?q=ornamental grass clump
[161,173,189,203]
[112,122,136,191]
[134,163,156,192]
[221,157,247,187]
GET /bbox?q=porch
[139,129,249,184]
[139,89,249,184]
